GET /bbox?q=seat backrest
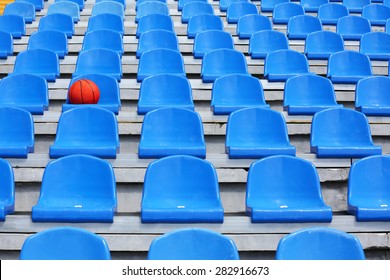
[305,30,345,59]
[136,14,174,38]
[249,30,289,59]
[91,1,125,19]
[264,49,310,78]
[20,227,111,260]
[343,0,371,13]
[362,3,390,25]
[273,2,305,24]
[219,0,249,12]
[28,30,68,58]
[287,14,323,39]
[147,228,239,260]
[327,50,373,79]
[3,1,36,23]
[55,0,84,10]
[360,31,390,60]
[187,13,224,39]
[237,14,272,39]
[260,0,290,12]
[136,0,166,10]
[276,227,365,260]
[355,76,390,110]
[135,1,170,23]
[137,29,179,58]
[86,13,124,36]
[47,1,80,23]
[0,158,14,221]
[336,15,372,40]
[300,0,329,12]
[0,14,26,38]
[16,0,43,11]
[0,30,13,58]
[38,13,74,38]
[181,1,214,23]
[82,29,123,57]
[318,2,349,25]
[193,30,234,58]
[226,2,258,24]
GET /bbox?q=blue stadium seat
[86,14,124,36]
[16,0,43,11]
[138,74,194,114]
[343,0,372,13]
[348,155,390,221]
[0,31,13,58]
[249,30,289,59]
[226,2,258,24]
[336,15,371,40]
[264,49,311,82]
[273,2,305,24]
[304,30,345,59]
[138,107,206,159]
[136,14,174,38]
[193,30,234,59]
[91,1,125,19]
[82,30,124,57]
[300,0,329,12]
[181,1,214,23]
[236,14,272,39]
[73,49,122,81]
[246,155,332,222]
[0,74,48,114]
[327,50,372,83]
[310,107,382,158]
[55,0,84,11]
[136,29,179,58]
[318,2,349,25]
[147,228,239,260]
[3,1,36,23]
[19,227,111,260]
[187,14,224,39]
[211,74,269,115]
[0,15,25,39]
[360,31,390,60]
[276,227,365,259]
[355,76,390,115]
[284,74,342,115]
[0,158,14,221]
[10,49,60,82]
[141,155,224,223]
[287,15,323,40]
[96,0,126,9]
[63,74,121,114]
[362,3,390,25]
[27,30,68,59]
[49,107,119,158]
[178,0,207,11]
[260,0,289,12]
[47,1,80,23]
[137,49,186,82]
[38,13,74,39]
[226,108,295,158]
[219,0,248,12]
[201,49,249,83]
[32,154,117,222]
[136,0,166,10]
[0,106,34,158]
[135,1,170,23]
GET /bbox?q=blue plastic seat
[301,0,329,12]
[0,158,14,221]
[355,76,390,115]
[47,1,80,23]
[310,107,382,158]
[49,107,119,158]
[236,14,272,39]
[327,50,372,83]
[348,155,390,221]
[0,15,26,39]
[86,14,124,36]
[91,1,125,19]
[82,30,124,57]
[27,30,68,59]
[138,107,206,159]
[273,2,305,24]
[147,228,239,260]
[276,227,365,259]
[135,1,170,23]
[0,106,34,158]
[287,15,323,40]
[55,0,84,10]
[19,227,111,260]
[246,155,332,222]
[181,1,214,23]
[226,108,295,158]
[141,155,224,223]
[16,0,43,11]
[0,31,13,58]
[136,29,179,58]
[96,0,126,9]
[249,30,289,59]
[138,74,194,114]
[3,1,36,23]
[187,14,224,39]
[261,0,289,12]
[73,49,122,81]
[318,3,349,25]
[305,30,345,59]
[136,14,174,38]
[63,74,121,114]
[179,0,207,12]
[336,15,371,40]
[0,74,48,114]
[32,154,117,222]
[38,13,74,39]
[264,49,311,82]
[219,0,248,12]
[360,31,390,60]
[284,74,342,115]
[343,0,371,13]
[137,49,186,82]
[193,30,234,59]
[136,0,166,10]
[211,74,269,115]
[226,2,258,24]
[362,3,390,25]
[201,49,249,83]
[10,49,60,82]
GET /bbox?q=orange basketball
[68,79,100,104]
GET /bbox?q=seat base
[248,207,333,223]
[311,145,382,158]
